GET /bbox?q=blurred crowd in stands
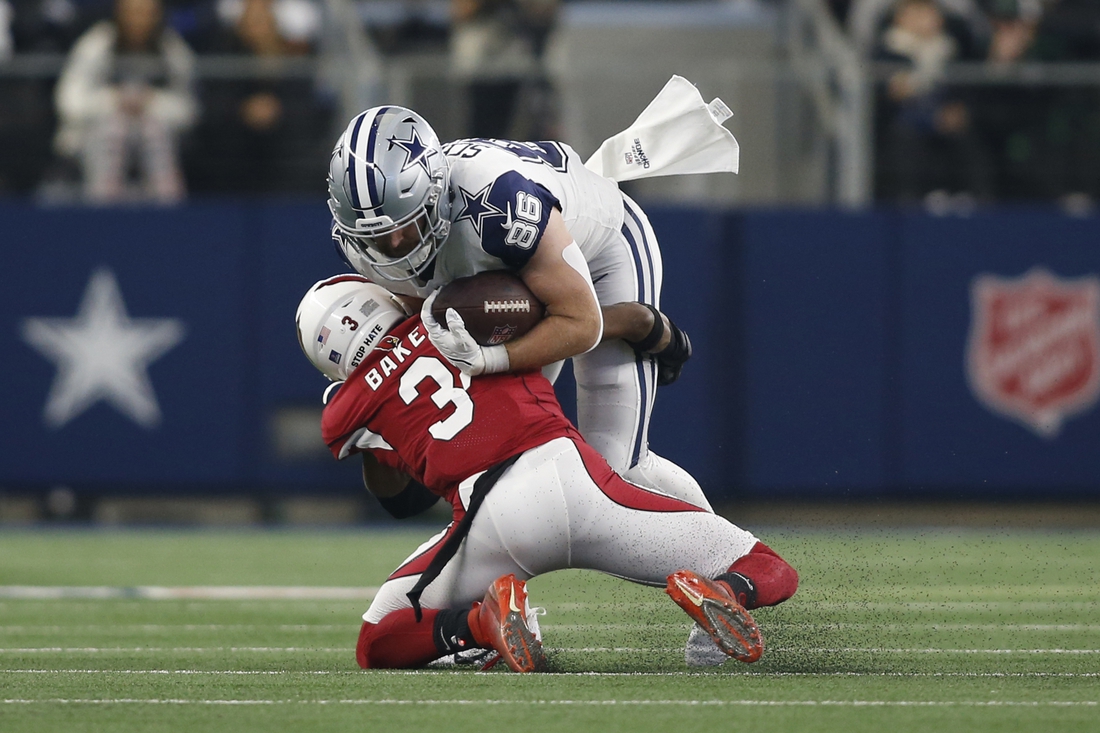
[0,0,345,200]
[2,0,1100,207]
[0,0,558,202]
[829,0,1100,209]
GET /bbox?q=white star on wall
[21,267,186,429]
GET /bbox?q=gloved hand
[627,303,692,387]
[421,290,510,376]
[655,315,692,387]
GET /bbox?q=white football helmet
[328,106,452,282]
[295,274,408,381]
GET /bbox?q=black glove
[377,480,440,519]
[627,303,693,387]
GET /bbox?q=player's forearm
[601,302,671,351]
[361,453,411,498]
[503,309,602,371]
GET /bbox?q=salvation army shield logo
[966,268,1100,437]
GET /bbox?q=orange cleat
[666,569,764,663]
[468,574,547,673]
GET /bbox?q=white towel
[584,75,740,182]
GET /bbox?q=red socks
[725,542,799,609]
[356,609,444,669]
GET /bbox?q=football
[431,270,545,346]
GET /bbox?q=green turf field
[1,526,1097,732]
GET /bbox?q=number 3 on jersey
[398,356,474,440]
[504,191,542,250]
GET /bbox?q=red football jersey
[322,315,581,503]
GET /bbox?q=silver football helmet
[328,106,452,282]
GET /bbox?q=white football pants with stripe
[571,193,713,512]
[363,437,757,623]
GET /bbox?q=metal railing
[5,0,1100,204]
[786,0,874,208]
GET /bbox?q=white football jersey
[382,138,626,297]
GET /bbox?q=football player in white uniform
[327,106,706,510]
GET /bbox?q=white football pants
[363,437,757,623]
[573,194,713,512]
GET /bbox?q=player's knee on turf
[356,606,486,669]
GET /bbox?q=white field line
[1,699,1097,707]
[548,601,1100,611]
[5,646,1100,654]
[812,602,1100,610]
[0,587,378,600]
[545,623,1100,632]
[775,624,1100,632]
[553,647,1100,654]
[3,622,1100,633]
[0,625,352,632]
[3,669,1100,679]
[0,647,349,653]
[3,593,1097,609]
[3,623,1100,635]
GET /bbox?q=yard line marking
[542,622,1100,633]
[3,622,1098,634]
[549,601,1100,612]
[771,648,1100,654]
[3,669,338,673]
[550,647,1100,654]
[772,624,1100,632]
[4,646,1100,654]
[1,699,1097,707]
[0,625,352,632]
[813,602,1100,610]
[0,586,378,601]
[0,647,348,653]
[6,670,1099,679]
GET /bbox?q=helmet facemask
[327,106,452,283]
[330,170,450,282]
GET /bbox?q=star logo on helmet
[388,128,434,177]
[455,184,505,238]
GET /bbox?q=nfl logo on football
[488,325,517,345]
[966,268,1100,437]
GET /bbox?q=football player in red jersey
[296,275,798,672]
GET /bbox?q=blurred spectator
[8,0,86,53]
[212,0,320,53]
[3,0,87,193]
[53,0,197,203]
[1,0,13,61]
[874,0,991,202]
[826,0,852,25]
[450,0,559,139]
[186,0,332,194]
[1032,0,1100,62]
[850,0,990,59]
[364,0,449,56]
[966,0,1100,204]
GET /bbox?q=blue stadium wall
[2,201,1099,502]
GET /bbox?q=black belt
[407,453,522,621]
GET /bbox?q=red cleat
[468,574,547,673]
[666,569,765,663]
